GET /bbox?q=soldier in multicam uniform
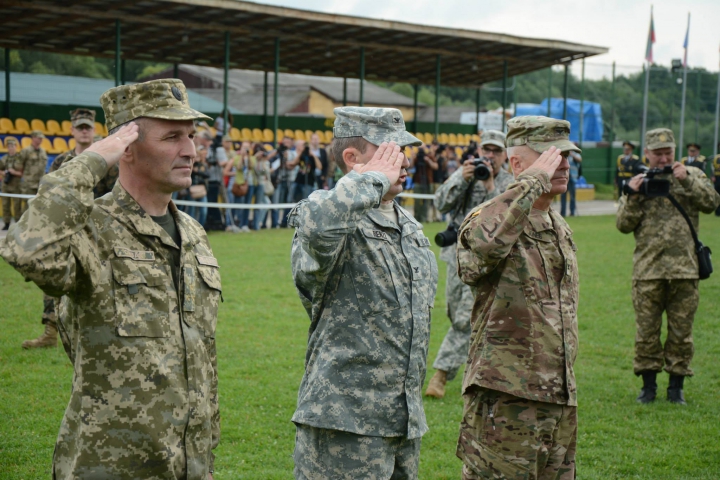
[20,108,103,350]
[1,137,22,230]
[617,128,720,405]
[1,79,222,479]
[16,130,48,214]
[456,116,581,480]
[616,141,641,200]
[425,130,514,399]
[288,107,438,480]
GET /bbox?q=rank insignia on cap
[659,133,667,142]
[393,116,401,124]
[171,86,183,101]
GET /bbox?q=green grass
[2,216,720,479]
[593,183,616,200]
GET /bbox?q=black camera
[435,223,459,247]
[470,158,492,181]
[623,165,673,198]
[4,171,14,184]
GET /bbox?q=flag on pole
[682,13,690,67]
[645,7,655,63]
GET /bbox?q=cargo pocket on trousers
[112,259,171,337]
[457,429,530,480]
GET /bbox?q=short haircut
[329,136,370,174]
[108,117,148,142]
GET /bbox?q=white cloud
[255,0,720,76]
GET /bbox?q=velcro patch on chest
[415,236,431,247]
[196,254,219,267]
[114,247,155,262]
[363,228,391,242]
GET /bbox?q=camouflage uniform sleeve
[288,170,390,306]
[616,194,644,234]
[434,168,472,213]
[456,168,551,286]
[0,152,109,297]
[679,167,720,213]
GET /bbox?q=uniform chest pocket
[192,254,223,338]
[350,229,401,316]
[511,238,551,305]
[111,258,171,337]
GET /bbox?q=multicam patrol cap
[70,108,96,128]
[5,137,18,145]
[505,116,581,153]
[100,79,212,131]
[480,130,506,149]
[645,128,675,150]
[333,107,422,147]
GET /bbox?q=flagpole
[714,44,720,158]
[641,63,651,154]
[678,13,690,161]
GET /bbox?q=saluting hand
[85,122,139,168]
[531,146,564,178]
[354,141,405,186]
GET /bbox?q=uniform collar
[367,202,420,236]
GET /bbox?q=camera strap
[666,195,700,248]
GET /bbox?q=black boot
[667,375,687,405]
[636,371,657,404]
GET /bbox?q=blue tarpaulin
[515,98,603,142]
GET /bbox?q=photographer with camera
[424,130,514,399]
[617,128,720,405]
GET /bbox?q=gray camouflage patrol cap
[100,79,212,131]
[480,130,506,149]
[645,128,676,151]
[333,107,422,147]
[506,116,581,153]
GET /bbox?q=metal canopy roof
[0,0,608,87]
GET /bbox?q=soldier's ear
[342,148,359,171]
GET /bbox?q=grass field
[1,214,720,479]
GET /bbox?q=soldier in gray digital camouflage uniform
[425,130,514,399]
[288,107,438,480]
[456,117,581,480]
[617,128,720,405]
[1,79,222,479]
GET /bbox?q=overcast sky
[253,0,719,79]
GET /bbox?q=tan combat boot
[425,370,448,398]
[21,323,58,349]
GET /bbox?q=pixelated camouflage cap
[645,128,675,151]
[70,108,96,128]
[505,116,580,153]
[5,137,18,145]
[100,79,212,131]
[480,130,506,149]
[30,130,45,139]
[333,107,422,147]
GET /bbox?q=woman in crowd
[223,140,248,228]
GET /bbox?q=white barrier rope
[0,191,436,209]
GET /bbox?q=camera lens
[474,163,491,181]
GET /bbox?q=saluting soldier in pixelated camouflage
[617,128,720,405]
[425,130,514,399]
[288,107,438,480]
[456,116,581,480]
[1,137,22,229]
[1,79,222,479]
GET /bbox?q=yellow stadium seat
[209,127,217,138]
[69,138,76,150]
[252,128,264,143]
[10,118,31,135]
[425,133,436,144]
[61,120,72,136]
[53,137,69,153]
[324,131,333,144]
[294,130,306,141]
[472,134,481,143]
[462,134,471,146]
[439,133,449,144]
[229,127,241,141]
[41,137,55,153]
[0,143,5,153]
[21,136,32,148]
[448,133,458,145]
[276,129,284,142]
[31,119,49,135]
[45,120,62,136]
[263,129,274,143]
[455,146,463,158]
[305,130,315,142]
[94,122,105,137]
[284,129,295,139]
[0,117,14,134]
[241,128,252,142]
[263,144,273,152]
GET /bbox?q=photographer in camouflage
[617,128,720,405]
[289,107,438,479]
[425,130,514,399]
[1,79,221,479]
[456,116,581,480]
